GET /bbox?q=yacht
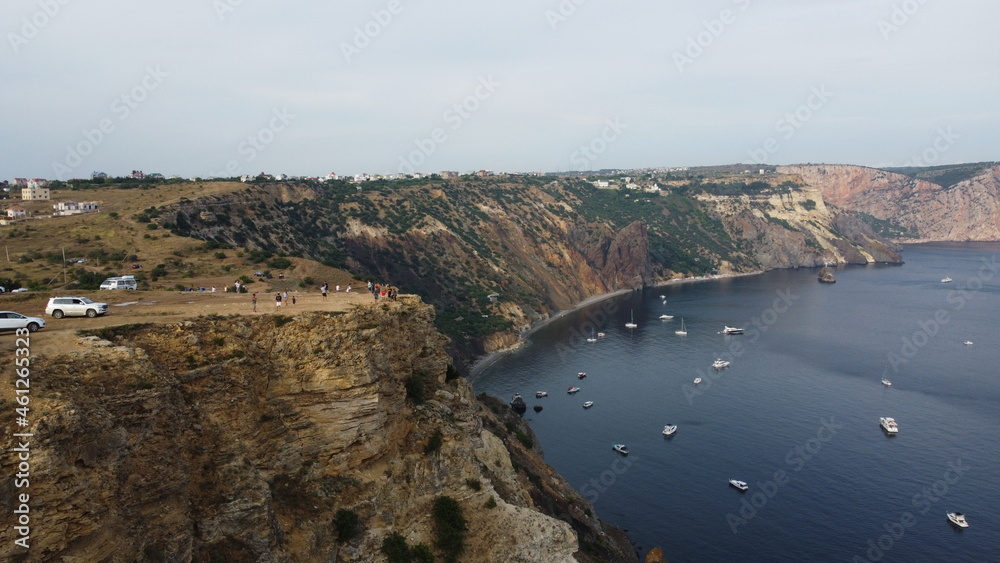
[567,386,581,394]
[577,372,587,379]
[947,512,969,528]
[941,277,953,283]
[963,340,974,346]
[675,318,687,336]
[880,417,899,434]
[693,377,702,385]
[712,358,730,369]
[662,424,677,437]
[612,444,629,455]
[625,309,638,329]
[722,326,744,335]
[583,401,594,409]
[881,377,892,387]
[535,391,548,398]
[729,479,749,491]
[597,332,606,338]
[659,314,674,320]
[586,329,597,343]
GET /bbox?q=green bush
[464,478,481,492]
[334,509,361,543]
[424,429,443,455]
[381,533,410,562]
[432,496,466,563]
[484,496,497,509]
[267,257,292,270]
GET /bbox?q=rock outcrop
[0,299,636,562]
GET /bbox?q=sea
[471,242,1000,562]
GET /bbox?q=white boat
[583,401,594,408]
[659,314,674,320]
[881,367,891,386]
[612,443,629,455]
[567,386,581,394]
[577,372,587,379]
[662,424,677,436]
[963,340,973,346]
[729,479,749,491]
[947,512,969,528]
[535,391,548,398]
[712,358,730,369]
[597,332,606,338]
[693,377,702,385]
[625,309,638,329]
[586,328,597,343]
[659,295,666,300]
[675,318,687,336]
[722,326,744,335]
[880,417,899,434]
[941,277,953,283]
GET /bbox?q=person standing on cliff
[252,293,257,313]
[275,293,282,309]
[321,283,328,300]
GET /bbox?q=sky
[2,0,999,180]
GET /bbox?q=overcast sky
[3,0,998,179]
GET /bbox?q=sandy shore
[468,271,764,379]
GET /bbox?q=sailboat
[625,309,638,329]
[881,367,892,387]
[586,328,597,343]
[675,318,687,336]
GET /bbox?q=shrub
[405,375,426,404]
[432,496,466,563]
[423,429,443,455]
[484,496,497,509]
[333,509,361,543]
[464,478,481,491]
[381,533,410,563]
[267,256,292,270]
[214,251,227,259]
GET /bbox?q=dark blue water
[473,243,1000,562]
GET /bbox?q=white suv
[45,297,109,318]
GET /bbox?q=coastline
[467,270,763,380]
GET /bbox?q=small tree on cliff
[432,496,466,563]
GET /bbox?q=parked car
[45,297,109,318]
[11,288,28,293]
[0,311,45,332]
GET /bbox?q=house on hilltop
[53,201,99,216]
[22,179,50,200]
[7,205,27,219]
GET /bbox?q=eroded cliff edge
[0,298,635,562]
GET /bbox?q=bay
[472,242,1000,562]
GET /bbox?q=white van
[99,275,138,290]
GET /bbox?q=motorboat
[722,326,744,335]
[583,401,594,408]
[712,358,730,369]
[659,295,666,300]
[509,394,527,413]
[729,479,749,491]
[625,309,638,329]
[597,332,606,338]
[567,386,581,394]
[662,424,677,436]
[659,314,674,320]
[881,378,892,387]
[577,372,587,379]
[947,512,969,528]
[693,377,702,385]
[941,277,953,283]
[535,391,548,398]
[675,318,687,336]
[612,444,629,455]
[533,404,543,412]
[963,340,974,346]
[880,417,899,434]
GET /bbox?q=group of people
[250,291,296,312]
[368,281,397,301]
[320,282,352,300]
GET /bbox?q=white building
[7,206,27,219]
[22,179,50,200]
[53,201,100,216]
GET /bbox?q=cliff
[0,299,635,562]
[779,163,1000,242]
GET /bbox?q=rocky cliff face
[0,300,635,562]
[779,164,1000,241]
